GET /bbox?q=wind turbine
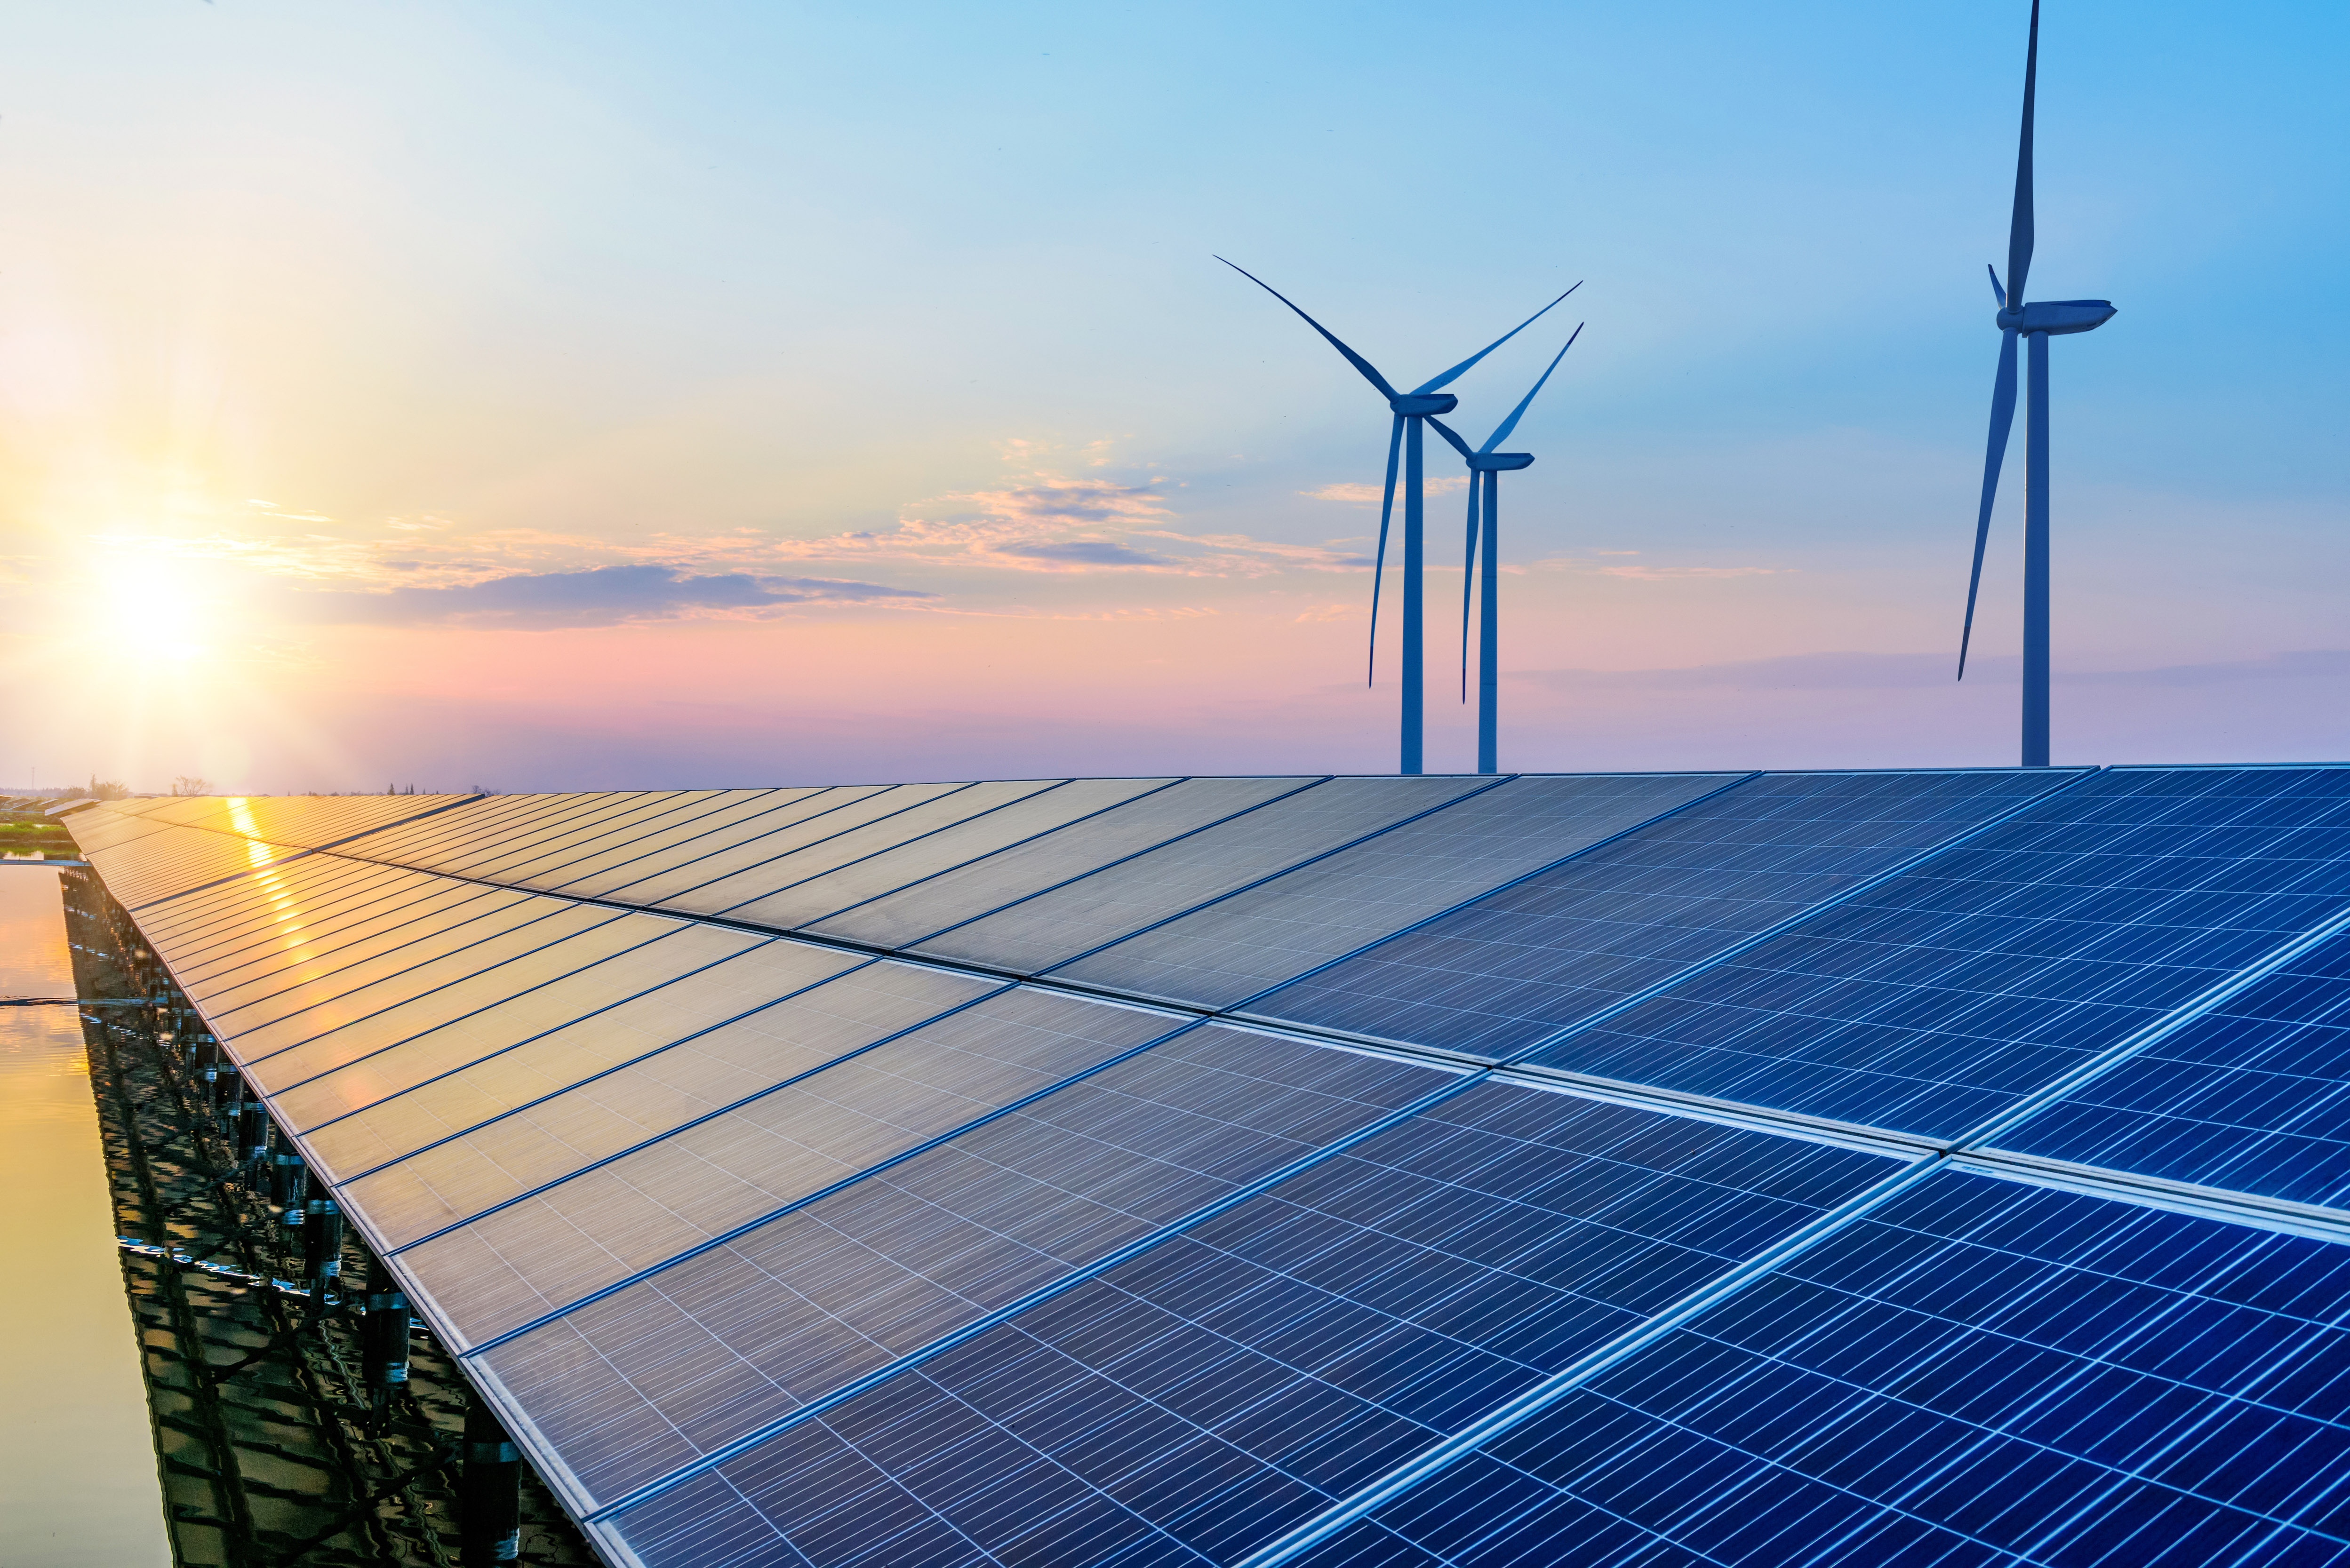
[1219,258,1578,773]
[1957,0,2115,767]
[1430,324,1584,775]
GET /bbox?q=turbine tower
[1220,259,1577,773]
[1431,324,1584,775]
[1957,0,2115,767]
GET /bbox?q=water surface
[0,868,172,1566]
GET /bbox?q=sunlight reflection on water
[0,868,172,1566]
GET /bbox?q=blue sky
[0,0,2342,788]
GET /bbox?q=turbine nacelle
[1389,393,1458,416]
[1995,299,2117,335]
[1467,452,1535,472]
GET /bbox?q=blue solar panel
[601,1084,1901,1568]
[1051,773,1741,1011]
[1289,1170,2350,1568]
[1523,765,2350,1138]
[1998,919,2350,1208]
[474,1027,1458,1512]
[1249,769,2078,1061]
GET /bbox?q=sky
[1,0,2344,791]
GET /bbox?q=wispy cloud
[1303,477,1469,504]
[1511,649,2350,692]
[272,565,930,629]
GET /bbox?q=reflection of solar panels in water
[64,763,2350,1568]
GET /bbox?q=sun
[93,569,211,662]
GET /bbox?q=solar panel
[810,777,1322,950]
[529,788,827,893]
[394,988,1195,1348]
[490,790,798,891]
[362,792,672,877]
[214,900,629,1056]
[1054,772,1745,1011]
[267,920,771,1132]
[452,791,719,882]
[140,857,428,959]
[475,1027,1460,1512]
[1250,768,2083,1060]
[87,824,308,907]
[598,1083,1902,1568]
[198,887,566,1022]
[296,939,873,1180]
[1996,918,2350,1208]
[719,778,1177,932]
[598,783,976,907]
[1522,765,2350,1138]
[914,777,1496,975]
[238,911,671,1090]
[336,960,1004,1244]
[173,877,525,992]
[664,780,1071,921]
[1282,1171,2350,1568]
[64,773,2350,1568]
[550,787,887,899]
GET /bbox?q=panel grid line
[1213,771,1766,1015]
[1227,1153,1947,1568]
[380,976,1022,1256]
[1486,765,2108,1068]
[321,949,881,1186]
[1029,775,1520,977]
[446,1008,1211,1359]
[884,776,1339,949]
[573,1066,1493,1524]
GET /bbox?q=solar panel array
[67,765,2350,1568]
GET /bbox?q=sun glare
[94,570,210,662]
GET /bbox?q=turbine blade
[1461,472,1481,702]
[1958,328,2021,679]
[1481,322,1584,452]
[2006,0,2038,308]
[1216,257,1400,400]
[1987,265,2006,308]
[1426,416,1476,461]
[1367,414,1404,686]
[1412,280,1583,395]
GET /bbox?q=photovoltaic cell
[477,1027,1457,1510]
[1252,768,2079,1060]
[810,777,1319,951]
[674,781,1068,921]
[531,789,824,893]
[1997,921,2350,1208]
[444,792,707,881]
[144,859,426,963]
[171,877,520,995]
[195,887,557,1020]
[603,1082,1901,1568]
[599,784,972,908]
[917,777,1494,975]
[337,960,1002,1245]
[268,920,767,1134]
[493,792,785,889]
[238,911,663,1090]
[299,940,871,1180]
[396,988,1189,1347]
[551,788,883,899]
[719,778,1174,931]
[1522,764,2350,1138]
[335,792,579,867]
[1056,772,1743,1011]
[211,900,621,1051]
[1293,1170,2350,1568]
